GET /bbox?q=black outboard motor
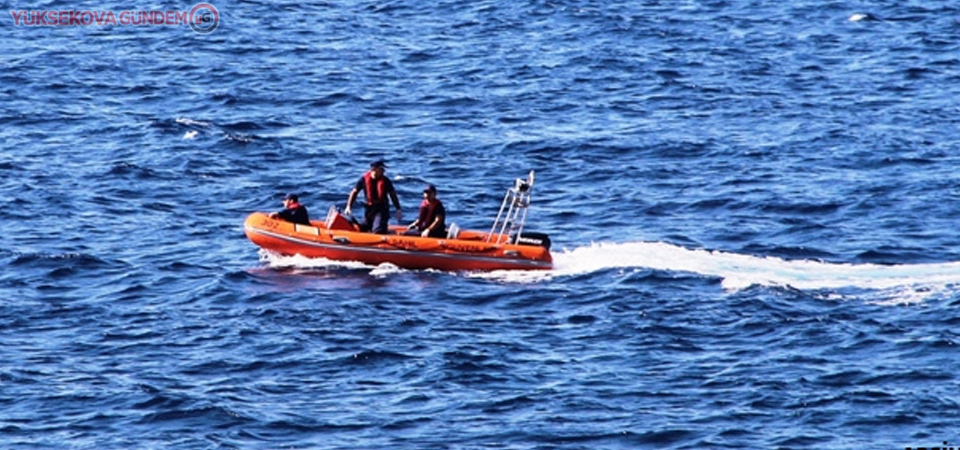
[517,232,551,250]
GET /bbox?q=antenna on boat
[488,171,535,245]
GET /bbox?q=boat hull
[243,213,552,271]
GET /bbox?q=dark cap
[283,193,299,201]
[370,160,386,169]
[423,184,436,194]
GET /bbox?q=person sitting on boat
[344,160,402,234]
[407,184,446,238]
[270,193,310,225]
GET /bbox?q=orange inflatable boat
[244,172,553,271]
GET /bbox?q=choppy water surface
[3,1,960,448]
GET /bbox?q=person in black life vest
[270,193,310,225]
[344,160,402,234]
[407,184,446,238]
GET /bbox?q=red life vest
[363,172,387,205]
[418,199,439,229]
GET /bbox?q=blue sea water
[3,0,960,448]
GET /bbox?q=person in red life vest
[345,160,402,234]
[407,184,446,238]
[270,193,310,225]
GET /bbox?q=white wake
[470,241,960,298]
[260,243,960,300]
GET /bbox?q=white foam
[258,250,412,276]
[259,244,960,301]
[175,117,211,127]
[470,241,960,297]
[553,241,960,290]
[258,250,373,270]
[369,263,406,277]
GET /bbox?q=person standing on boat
[345,160,402,234]
[270,193,310,225]
[407,184,446,238]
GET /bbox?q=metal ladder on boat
[487,171,535,245]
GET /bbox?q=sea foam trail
[552,242,960,291]
[260,243,960,297]
[471,242,960,294]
